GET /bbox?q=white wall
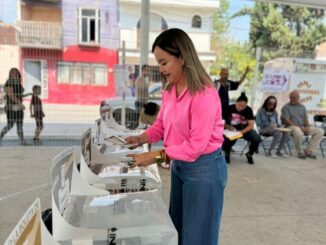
[0,45,19,85]
[119,1,216,52]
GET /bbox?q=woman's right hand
[125,136,141,148]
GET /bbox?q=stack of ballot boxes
[80,128,163,194]
[51,111,176,244]
[51,145,177,244]
[5,108,177,244]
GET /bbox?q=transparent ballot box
[94,118,144,146]
[82,127,145,156]
[81,129,162,194]
[52,148,177,245]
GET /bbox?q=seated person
[139,102,160,128]
[222,92,261,164]
[256,96,290,158]
[281,90,324,159]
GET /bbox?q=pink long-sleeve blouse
[145,83,224,162]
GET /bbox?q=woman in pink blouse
[126,28,227,245]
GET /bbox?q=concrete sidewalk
[0,147,325,244]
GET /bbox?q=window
[137,14,168,48]
[58,62,107,85]
[79,8,100,44]
[192,15,202,28]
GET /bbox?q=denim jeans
[169,148,228,245]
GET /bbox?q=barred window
[57,62,107,85]
[79,8,101,44]
[192,15,202,28]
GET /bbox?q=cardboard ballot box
[4,199,58,245]
[52,148,177,245]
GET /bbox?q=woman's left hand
[127,151,158,167]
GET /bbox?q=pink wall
[22,46,117,105]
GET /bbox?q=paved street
[0,146,325,245]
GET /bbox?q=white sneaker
[271,153,278,158]
[277,152,288,158]
[267,152,278,158]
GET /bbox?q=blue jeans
[169,148,228,245]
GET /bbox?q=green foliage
[211,0,256,91]
[212,0,230,38]
[233,2,326,60]
[213,42,256,88]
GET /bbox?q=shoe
[245,153,254,164]
[298,153,306,159]
[33,138,42,145]
[304,150,317,159]
[276,151,288,158]
[21,140,28,146]
[225,154,230,164]
[267,152,278,158]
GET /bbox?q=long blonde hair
[152,28,213,94]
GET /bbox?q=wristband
[160,149,170,164]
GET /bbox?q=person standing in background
[30,85,45,145]
[128,65,136,96]
[0,68,31,145]
[126,28,227,245]
[135,64,149,114]
[215,66,250,119]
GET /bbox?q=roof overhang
[255,0,326,9]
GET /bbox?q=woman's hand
[127,151,158,168]
[125,136,141,149]
[225,125,236,131]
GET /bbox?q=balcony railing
[16,20,62,49]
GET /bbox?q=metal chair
[313,115,326,158]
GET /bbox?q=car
[102,83,163,129]
[103,83,162,109]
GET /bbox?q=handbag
[12,104,25,111]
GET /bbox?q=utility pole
[140,0,150,67]
[250,47,262,109]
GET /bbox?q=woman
[0,68,30,145]
[222,92,261,164]
[126,28,227,245]
[256,96,290,157]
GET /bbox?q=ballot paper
[104,135,135,148]
[223,129,243,141]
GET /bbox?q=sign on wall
[261,69,289,92]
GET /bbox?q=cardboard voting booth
[80,129,162,194]
[52,148,177,244]
[4,199,58,245]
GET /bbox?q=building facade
[118,0,219,69]
[14,0,119,105]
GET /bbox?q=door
[24,60,48,99]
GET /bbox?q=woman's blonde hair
[152,28,213,94]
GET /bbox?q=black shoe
[246,153,254,164]
[225,154,230,164]
[33,138,42,145]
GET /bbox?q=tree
[212,0,230,51]
[233,2,326,60]
[211,0,255,92]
